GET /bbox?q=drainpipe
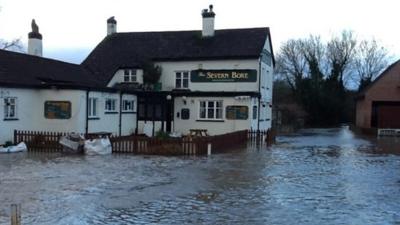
[85,89,89,135]
[135,96,139,135]
[119,92,122,136]
[257,59,261,131]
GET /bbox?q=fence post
[207,143,212,156]
[13,130,17,145]
[10,204,21,225]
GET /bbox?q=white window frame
[88,98,98,118]
[175,71,189,89]
[122,100,135,112]
[199,100,223,120]
[123,69,137,83]
[104,98,117,112]
[4,97,17,119]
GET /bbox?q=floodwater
[1,128,400,225]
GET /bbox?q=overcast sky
[0,0,399,64]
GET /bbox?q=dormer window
[124,69,137,82]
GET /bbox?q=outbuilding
[356,60,400,131]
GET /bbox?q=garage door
[378,105,400,128]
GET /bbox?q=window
[175,71,189,88]
[44,101,71,119]
[122,100,135,112]
[138,102,145,118]
[4,97,17,119]
[226,106,248,120]
[123,69,137,82]
[199,100,222,120]
[88,98,98,118]
[253,106,258,120]
[105,99,117,112]
[154,104,162,120]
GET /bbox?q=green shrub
[4,141,13,147]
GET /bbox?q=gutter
[85,89,89,135]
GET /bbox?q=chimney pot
[28,19,43,57]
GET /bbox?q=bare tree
[1,38,22,51]
[274,30,388,126]
[353,39,389,91]
[326,30,357,85]
[275,39,307,91]
[0,6,23,51]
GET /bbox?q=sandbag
[0,142,27,153]
[84,138,112,155]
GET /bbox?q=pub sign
[191,69,257,82]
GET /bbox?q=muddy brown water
[0,128,399,225]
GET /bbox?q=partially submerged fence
[14,129,273,155]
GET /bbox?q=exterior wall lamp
[182,96,187,105]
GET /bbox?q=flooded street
[1,129,400,225]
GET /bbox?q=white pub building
[84,5,275,136]
[0,5,274,144]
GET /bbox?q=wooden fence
[14,129,273,155]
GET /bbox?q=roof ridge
[358,58,400,96]
[111,27,269,35]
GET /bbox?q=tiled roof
[82,27,272,85]
[0,49,99,88]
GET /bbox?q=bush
[4,141,13,147]
[156,131,169,140]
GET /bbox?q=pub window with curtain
[226,106,248,120]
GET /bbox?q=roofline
[109,27,270,35]
[0,82,126,94]
[82,27,271,64]
[357,59,400,99]
[266,28,276,67]
[153,56,261,62]
[0,49,82,67]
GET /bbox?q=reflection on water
[0,128,400,225]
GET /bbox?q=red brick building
[356,60,400,129]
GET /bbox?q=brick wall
[356,61,400,128]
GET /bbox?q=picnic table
[189,129,209,137]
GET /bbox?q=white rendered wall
[157,59,259,92]
[0,88,86,144]
[86,92,137,135]
[107,69,144,87]
[28,38,42,57]
[259,36,274,130]
[202,17,215,37]
[0,87,137,144]
[87,91,119,135]
[107,23,117,35]
[173,96,253,135]
[121,94,137,135]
